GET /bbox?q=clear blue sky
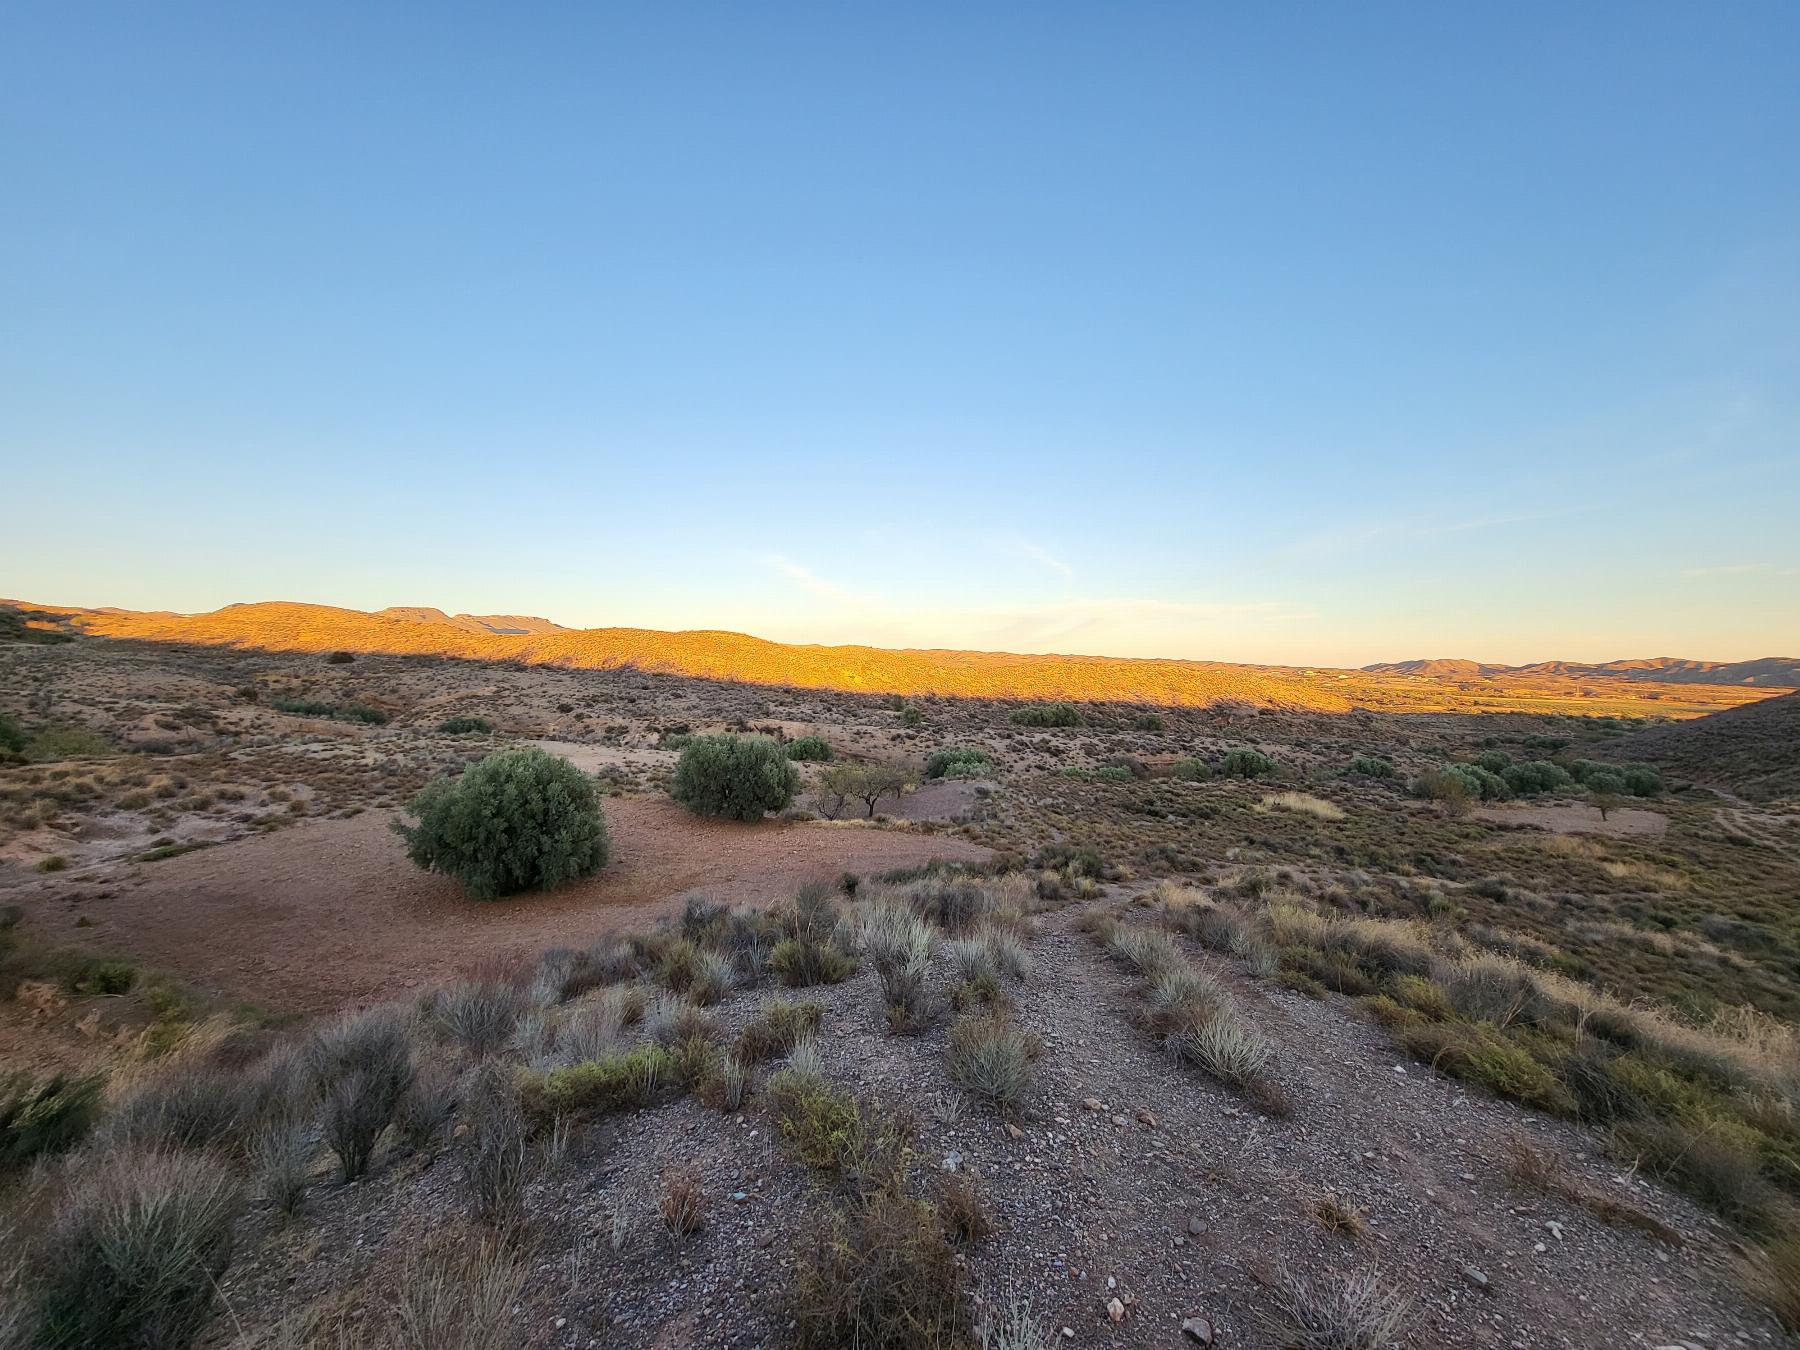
[4,2,1797,666]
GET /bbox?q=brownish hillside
[1601,689,1800,801]
[9,599,1778,717]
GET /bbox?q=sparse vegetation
[1008,703,1082,728]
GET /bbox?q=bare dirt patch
[9,798,987,1014]
[1473,802,1668,838]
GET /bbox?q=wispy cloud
[994,533,1074,582]
[1680,562,1799,578]
[1278,505,1590,562]
[760,554,873,606]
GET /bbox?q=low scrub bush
[1129,712,1165,731]
[1259,1264,1409,1350]
[0,1070,102,1171]
[465,1063,530,1227]
[1344,755,1395,778]
[789,1183,967,1349]
[924,746,995,779]
[947,1013,1038,1109]
[1219,747,1277,779]
[438,715,494,734]
[431,980,523,1057]
[1169,757,1211,781]
[395,748,610,901]
[1008,703,1082,728]
[23,1148,244,1350]
[1502,760,1572,795]
[785,735,834,762]
[862,903,939,1033]
[519,1044,671,1121]
[671,734,799,821]
[735,998,824,1064]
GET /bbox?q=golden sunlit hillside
[20,599,1777,718]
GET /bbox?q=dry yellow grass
[21,598,1774,717]
[1257,792,1346,820]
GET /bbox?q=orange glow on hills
[31,600,1778,718]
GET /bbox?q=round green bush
[925,747,994,780]
[671,734,799,822]
[1501,760,1572,795]
[1622,765,1663,797]
[1440,762,1510,801]
[1344,755,1395,779]
[1218,747,1277,779]
[394,748,609,900]
[784,736,834,762]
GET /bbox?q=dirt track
[17,799,987,1014]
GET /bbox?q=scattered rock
[1462,1266,1491,1294]
[1181,1315,1216,1344]
[1082,1097,1104,1112]
[1105,1297,1125,1323]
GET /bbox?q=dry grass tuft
[1257,791,1346,821]
[1260,1263,1409,1349]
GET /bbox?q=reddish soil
[12,799,987,1014]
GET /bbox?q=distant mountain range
[1,598,1782,720]
[1362,657,1800,689]
[373,607,565,637]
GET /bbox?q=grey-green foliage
[1218,747,1277,779]
[671,734,799,822]
[1501,760,1572,795]
[1441,762,1510,801]
[394,748,610,900]
[925,747,994,780]
[1344,755,1394,779]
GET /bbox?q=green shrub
[671,734,799,822]
[788,1183,967,1348]
[899,706,924,727]
[1,1071,103,1171]
[1008,703,1082,728]
[1130,712,1164,731]
[1473,750,1512,773]
[1502,760,1572,795]
[924,747,994,780]
[1622,765,1663,797]
[1344,756,1395,779]
[1169,757,1211,781]
[764,1068,866,1172]
[1431,762,1509,801]
[736,998,825,1064]
[438,715,494,734]
[1219,747,1277,779]
[394,748,609,900]
[0,711,25,755]
[947,1013,1038,1108]
[785,736,834,762]
[771,937,855,987]
[24,1148,243,1350]
[1093,765,1132,781]
[269,698,336,717]
[519,1044,672,1121]
[1397,1021,1573,1115]
[338,704,388,725]
[325,650,356,664]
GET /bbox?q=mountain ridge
[1364,656,1800,688]
[4,598,1783,716]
